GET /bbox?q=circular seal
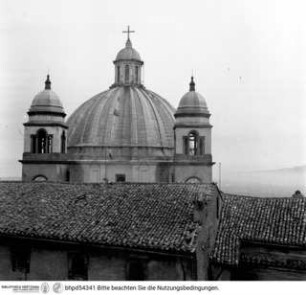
[41,282,50,294]
[53,282,63,294]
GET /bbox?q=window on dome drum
[68,253,88,280]
[135,66,139,83]
[116,66,120,83]
[61,131,66,153]
[125,65,129,83]
[116,174,126,182]
[11,246,31,274]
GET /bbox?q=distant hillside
[257,165,306,175]
[219,165,306,198]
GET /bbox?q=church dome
[67,86,175,159]
[29,75,65,115]
[175,77,210,117]
[67,30,175,160]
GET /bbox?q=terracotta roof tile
[0,182,217,254]
[211,194,306,266]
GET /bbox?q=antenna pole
[219,162,222,190]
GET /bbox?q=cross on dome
[123,25,135,40]
[122,26,135,47]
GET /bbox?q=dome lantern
[112,26,144,87]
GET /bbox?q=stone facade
[0,239,195,281]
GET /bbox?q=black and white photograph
[0,0,306,291]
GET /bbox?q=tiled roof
[211,194,306,266]
[0,182,216,254]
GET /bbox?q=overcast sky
[1,0,306,178]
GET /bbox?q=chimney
[292,190,305,198]
[193,193,209,224]
[193,186,219,280]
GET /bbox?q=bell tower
[20,75,69,182]
[173,77,214,183]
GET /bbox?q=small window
[135,66,139,83]
[183,136,189,155]
[37,129,47,154]
[125,65,129,83]
[66,170,70,182]
[183,132,205,156]
[186,177,201,183]
[199,136,205,155]
[36,129,53,154]
[188,132,197,155]
[31,135,36,153]
[116,174,126,182]
[32,175,48,182]
[61,131,66,153]
[116,66,120,83]
[11,246,31,274]
[68,253,88,280]
[184,131,199,155]
[47,135,53,153]
[127,260,146,280]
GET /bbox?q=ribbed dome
[175,77,210,117]
[67,86,175,159]
[29,75,65,115]
[116,47,141,61]
[115,38,142,62]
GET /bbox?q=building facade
[0,182,220,281]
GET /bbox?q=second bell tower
[173,77,214,183]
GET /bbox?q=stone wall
[69,161,173,183]
[0,240,195,281]
[220,243,306,280]
[21,162,68,182]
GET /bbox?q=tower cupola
[175,77,210,119]
[28,75,66,117]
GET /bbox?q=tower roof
[175,77,210,118]
[29,75,65,116]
